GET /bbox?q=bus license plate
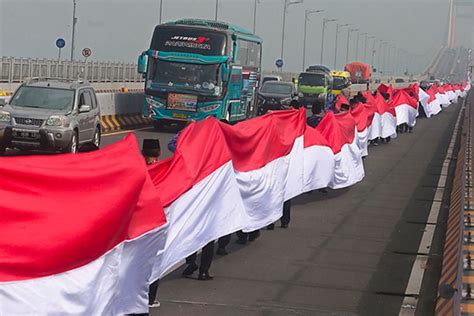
[168,93,197,111]
[172,113,188,119]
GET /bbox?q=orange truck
[344,62,371,84]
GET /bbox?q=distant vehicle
[420,81,431,90]
[137,19,263,129]
[331,71,351,96]
[261,75,282,85]
[394,78,405,83]
[306,65,332,75]
[257,81,297,116]
[297,71,333,107]
[344,62,371,84]
[0,78,101,155]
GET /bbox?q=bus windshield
[298,73,326,86]
[147,59,222,96]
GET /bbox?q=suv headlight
[46,115,67,126]
[0,111,11,122]
[298,92,304,98]
[200,103,220,113]
[280,97,292,105]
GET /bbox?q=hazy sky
[1,0,471,73]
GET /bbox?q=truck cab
[297,71,333,108]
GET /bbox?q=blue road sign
[275,59,284,68]
[56,38,66,49]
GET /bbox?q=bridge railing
[435,92,471,315]
[0,57,144,83]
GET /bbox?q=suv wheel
[65,131,79,154]
[0,146,5,156]
[92,127,101,148]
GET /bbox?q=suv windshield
[147,59,222,96]
[10,86,75,111]
[261,83,292,95]
[333,77,348,90]
[299,73,326,86]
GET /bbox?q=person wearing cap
[307,99,324,128]
[142,139,161,165]
[141,139,161,310]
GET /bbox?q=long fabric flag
[0,82,469,314]
[0,135,168,315]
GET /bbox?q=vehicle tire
[246,102,255,119]
[92,127,101,148]
[153,120,166,132]
[65,131,79,154]
[0,146,5,156]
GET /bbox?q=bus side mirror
[137,53,147,78]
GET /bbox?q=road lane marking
[103,127,151,137]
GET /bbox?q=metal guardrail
[0,57,144,83]
[435,92,471,315]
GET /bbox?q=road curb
[101,113,150,133]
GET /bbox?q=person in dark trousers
[167,127,216,281]
[216,119,232,256]
[236,230,260,244]
[182,241,215,280]
[267,99,301,231]
[141,139,162,309]
[216,234,231,255]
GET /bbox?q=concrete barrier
[101,113,149,133]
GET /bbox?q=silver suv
[0,78,101,154]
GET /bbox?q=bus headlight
[146,97,165,108]
[200,103,220,113]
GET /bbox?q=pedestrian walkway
[154,102,462,316]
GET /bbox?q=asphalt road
[101,104,459,316]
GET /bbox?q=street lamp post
[70,0,77,61]
[253,0,258,34]
[355,32,366,60]
[215,0,219,21]
[334,23,349,69]
[159,0,163,24]
[320,18,336,65]
[381,42,388,76]
[303,9,324,70]
[281,0,303,70]
[364,35,373,63]
[345,28,358,64]
[370,36,379,68]
[371,38,379,70]
[386,45,392,75]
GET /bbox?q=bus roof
[165,19,262,42]
[331,71,350,78]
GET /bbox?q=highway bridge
[0,0,473,315]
